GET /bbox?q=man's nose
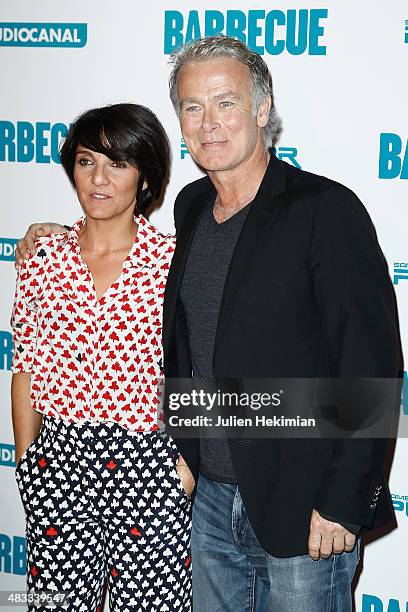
[201,106,220,132]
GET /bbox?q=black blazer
[163,154,401,557]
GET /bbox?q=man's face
[177,57,267,173]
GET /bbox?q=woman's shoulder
[156,231,176,249]
[33,231,69,250]
[137,215,176,252]
[19,232,70,277]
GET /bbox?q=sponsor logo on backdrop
[0,23,87,47]
[0,444,15,468]
[0,330,13,371]
[378,133,408,179]
[393,263,408,285]
[0,121,68,164]
[392,492,408,518]
[0,534,25,575]
[362,594,408,611]
[405,19,408,43]
[164,10,328,55]
[0,237,17,261]
[181,139,301,168]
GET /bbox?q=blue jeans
[191,474,360,612]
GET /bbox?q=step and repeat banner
[0,1,407,610]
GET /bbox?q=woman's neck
[79,214,138,256]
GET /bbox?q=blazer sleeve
[308,183,401,528]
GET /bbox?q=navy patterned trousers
[15,417,192,611]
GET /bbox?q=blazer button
[369,503,377,510]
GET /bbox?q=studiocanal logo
[0,330,13,371]
[378,133,408,179]
[0,237,18,261]
[0,533,25,575]
[362,594,408,611]
[404,19,408,43]
[0,22,87,47]
[0,121,69,163]
[0,444,15,468]
[164,10,328,55]
[181,139,301,168]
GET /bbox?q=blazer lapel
[213,155,289,359]
[163,185,214,354]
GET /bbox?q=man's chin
[193,158,233,173]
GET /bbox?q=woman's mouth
[90,192,111,200]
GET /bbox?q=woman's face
[73,146,141,221]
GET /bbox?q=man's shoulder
[176,174,213,203]
[173,175,213,229]
[284,161,356,203]
[282,162,372,232]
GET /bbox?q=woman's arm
[11,248,43,465]
[11,373,42,465]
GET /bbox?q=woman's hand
[176,457,196,498]
[15,223,68,267]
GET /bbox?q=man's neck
[208,147,270,212]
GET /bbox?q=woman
[11,103,193,611]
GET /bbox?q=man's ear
[257,96,272,128]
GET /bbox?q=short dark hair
[59,103,170,213]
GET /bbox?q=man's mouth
[201,141,228,147]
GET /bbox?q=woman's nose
[91,164,109,186]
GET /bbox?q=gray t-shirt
[180,198,251,483]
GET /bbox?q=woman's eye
[112,162,126,168]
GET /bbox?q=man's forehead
[177,58,251,94]
[179,56,249,77]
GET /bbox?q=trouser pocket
[15,427,45,476]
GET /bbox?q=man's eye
[220,101,233,108]
[78,158,92,165]
[185,106,200,112]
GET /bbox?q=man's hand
[176,456,196,498]
[15,223,68,268]
[308,509,356,560]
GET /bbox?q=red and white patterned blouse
[11,215,175,431]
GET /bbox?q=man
[16,36,400,611]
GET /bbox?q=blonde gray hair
[168,35,282,148]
